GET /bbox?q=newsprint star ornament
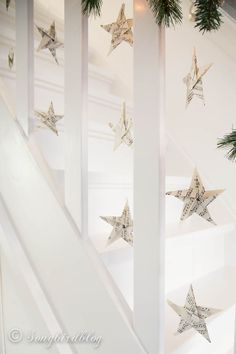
[183,48,212,107]
[109,102,133,151]
[100,201,133,246]
[35,102,63,136]
[168,285,220,342]
[36,21,63,64]
[101,3,133,55]
[83,0,223,33]
[166,169,224,225]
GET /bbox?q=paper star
[183,48,212,107]
[166,169,224,225]
[6,0,10,10]
[109,102,133,151]
[100,201,133,246]
[101,3,133,55]
[8,48,14,70]
[36,21,63,64]
[35,102,63,136]
[168,285,220,342]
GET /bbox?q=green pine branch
[217,129,236,162]
[147,0,182,27]
[81,0,223,33]
[82,0,103,17]
[194,0,223,33]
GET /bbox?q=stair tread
[91,218,235,255]
[91,233,132,255]
[88,171,189,184]
[166,219,235,240]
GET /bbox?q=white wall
[166,2,236,215]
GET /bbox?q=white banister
[133,1,165,353]
[16,0,34,135]
[64,0,88,236]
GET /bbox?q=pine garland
[147,0,182,27]
[194,0,223,33]
[82,0,103,16]
[82,0,223,33]
[217,129,236,162]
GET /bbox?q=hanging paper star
[183,48,212,107]
[6,0,10,10]
[101,3,133,55]
[109,102,133,151]
[168,285,220,342]
[36,21,63,64]
[35,102,63,136]
[8,48,14,70]
[166,169,224,225]
[100,201,133,246]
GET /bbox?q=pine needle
[194,0,223,33]
[82,0,103,17]
[217,129,236,162]
[147,0,182,27]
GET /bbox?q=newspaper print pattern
[100,201,133,246]
[168,285,221,342]
[8,48,14,69]
[166,169,224,225]
[183,48,212,107]
[6,0,10,10]
[36,21,63,64]
[101,3,133,55]
[35,101,63,136]
[109,102,133,151]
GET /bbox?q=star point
[101,3,133,55]
[100,201,133,247]
[109,102,133,151]
[166,169,224,225]
[36,21,63,64]
[184,48,212,107]
[168,285,221,342]
[8,48,14,70]
[35,101,63,136]
[6,0,11,10]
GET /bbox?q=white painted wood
[0,196,73,354]
[0,251,6,354]
[133,1,165,353]
[64,0,88,236]
[16,0,34,135]
[0,252,60,354]
[0,84,146,354]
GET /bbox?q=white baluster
[133,0,166,353]
[16,0,34,135]
[64,0,88,236]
